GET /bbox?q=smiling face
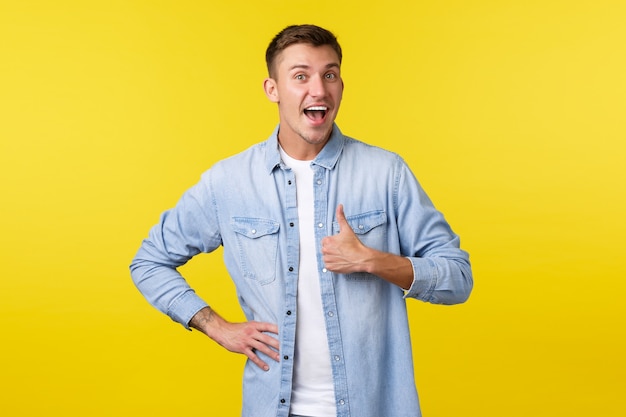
[264,43,344,159]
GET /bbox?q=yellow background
[1,1,624,415]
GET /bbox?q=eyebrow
[288,63,340,72]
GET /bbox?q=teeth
[306,106,328,111]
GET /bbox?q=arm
[322,202,472,304]
[130,177,280,370]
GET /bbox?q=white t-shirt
[280,147,336,416]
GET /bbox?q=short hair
[265,24,343,78]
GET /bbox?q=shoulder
[218,141,268,168]
[341,135,405,166]
[202,140,270,180]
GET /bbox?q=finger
[258,332,280,351]
[253,321,279,336]
[251,322,280,350]
[246,347,271,371]
[251,321,281,355]
[248,336,280,370]
[321,236,330,250]
[252,339,280,363]
[336,204,349,232]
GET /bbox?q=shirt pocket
[231,217,280,285]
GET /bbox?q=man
[130,24,472,417]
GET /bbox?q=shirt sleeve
[394,158,473,304]
[129,172,222,329]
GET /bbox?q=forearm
[360,246,472,303]
[189,306,228,344]
[361,247,414,290]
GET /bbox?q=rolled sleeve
[168,290,209,330]
[403,257,438,300]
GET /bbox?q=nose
[309,74,327,98]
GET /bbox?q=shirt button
[289,266,294,272]
[286,310,292,315]
[288,180,292,185]
[322,268,328,273]
[339,399,345,405]
[327,311,334,317]
[289,222,294,227]
[318,223,324,228]
[283,355,289,360]
[334,355,341,361]
[251,229,257,234]
[280,399,286,404]
[317,180,322,185]
[358,224,364,230]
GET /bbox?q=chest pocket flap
[231,217,280,238]
[335,210,387,235]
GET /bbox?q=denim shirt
[130,124,473,417]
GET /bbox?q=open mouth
[303,105,328,121]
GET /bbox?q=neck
[277,133,329,161]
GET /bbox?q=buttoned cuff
[167,289,209,330]
[403,257,438,301]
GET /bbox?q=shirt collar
[264,124,344,174]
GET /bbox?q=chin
[309,126,333,141]
[303,132,331,146]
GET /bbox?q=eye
[325,73,337,80]
[295,74,306,81]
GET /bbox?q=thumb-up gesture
[321,204,369,274]
[322,204,414,289]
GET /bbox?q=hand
[321,204,369,274]
[190,307,280,371]
[215,320,280,371]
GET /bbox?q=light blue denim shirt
[130,124,472,417]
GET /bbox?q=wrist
[361,246,380,274]
[190,307,217,334]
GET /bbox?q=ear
[263,77,279,103]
